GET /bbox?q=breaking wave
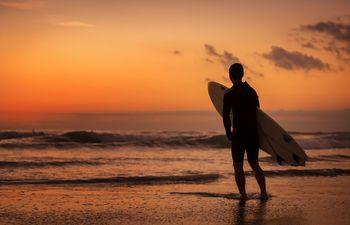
[0,130,349,150]
[1,168,349,186]
[0,173,220,186]
[0,131,45,140]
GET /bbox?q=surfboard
[208,81,308,166]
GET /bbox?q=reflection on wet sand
[170,191,307,225]
[232,201,266,225]
[231,199,306,225]
[170,192,268,225]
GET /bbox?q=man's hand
[232,127,237,135]
[227,128,237,141]
[226,132,232,141]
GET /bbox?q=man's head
[229,63,244,83]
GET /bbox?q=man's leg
[248,161,268,200]
[246,137,268,200]
[232,162,247,199]
[231,138,247,200]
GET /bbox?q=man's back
[223,81,259,137]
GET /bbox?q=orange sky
[1,0,350,113]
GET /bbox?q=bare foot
[240,194,248,201]
[238,194,247,205]
[260,192,269,201]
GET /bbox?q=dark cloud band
[299,20,350,60]
[262,46,330,71]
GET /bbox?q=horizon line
[0,108,349,115]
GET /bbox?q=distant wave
[0,131,45,140]
[257,168,350,177]
[1,154,348,169]
[260,154,350,163]
[0,130,349,150]
[0,173,220,186]
[292,132,350,149]
[1,168,349,186]
[0,160,103,168]
[226,168,350,177]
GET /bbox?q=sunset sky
[1,0,350,113]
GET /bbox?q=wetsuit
[223,81,260,163]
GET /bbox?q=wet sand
[0,175,349,225]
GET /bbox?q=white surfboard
[208,81,308,166]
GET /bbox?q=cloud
[262,46,330,71]
[301,21,350,47]
[204,44,221,57]
[204,44,239,68]
[246,67,264,77]
[204,44,264,77]
[301,42,317,49]
[173,50,181,55]
[220,51,240,68]
[46,16,94,28]
[324,42,343,56]
[324,43,350,62]
[0,0,43,10]
[299,20,350,59]
[205,58,214,63]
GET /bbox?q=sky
[1,0,350,115]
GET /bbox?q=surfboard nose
[207,81,216,88]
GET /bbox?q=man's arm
[223,93,232,141]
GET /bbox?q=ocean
[0,130,349,186]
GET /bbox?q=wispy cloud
[172,50,181,55]
[246,67,264,77]
[204,44,264,77]
[324,42,346,57]
[204,44,239,68]
[301,42,317,49]
[301,21,350,51]
[53,21,94,28]
[262,46,330,71]
[0,0,44,10]
[204,44,221,57]
[296,19,350,61]
[46,16,95,28]
[205,58,214,63]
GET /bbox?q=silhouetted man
[223,63,267,201]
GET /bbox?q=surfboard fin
[292,154,301,166]
[276,155,284,165]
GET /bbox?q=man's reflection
[232,201,267,225]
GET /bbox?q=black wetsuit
[223,81,260,163]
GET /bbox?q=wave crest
[1,168,349,186]
[0,173,220,186]
[0,130,349,150]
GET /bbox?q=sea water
[0,130,349,186]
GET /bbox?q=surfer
[223,63,268,201]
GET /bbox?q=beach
[0,172,349,225]
[0,131,349,225]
